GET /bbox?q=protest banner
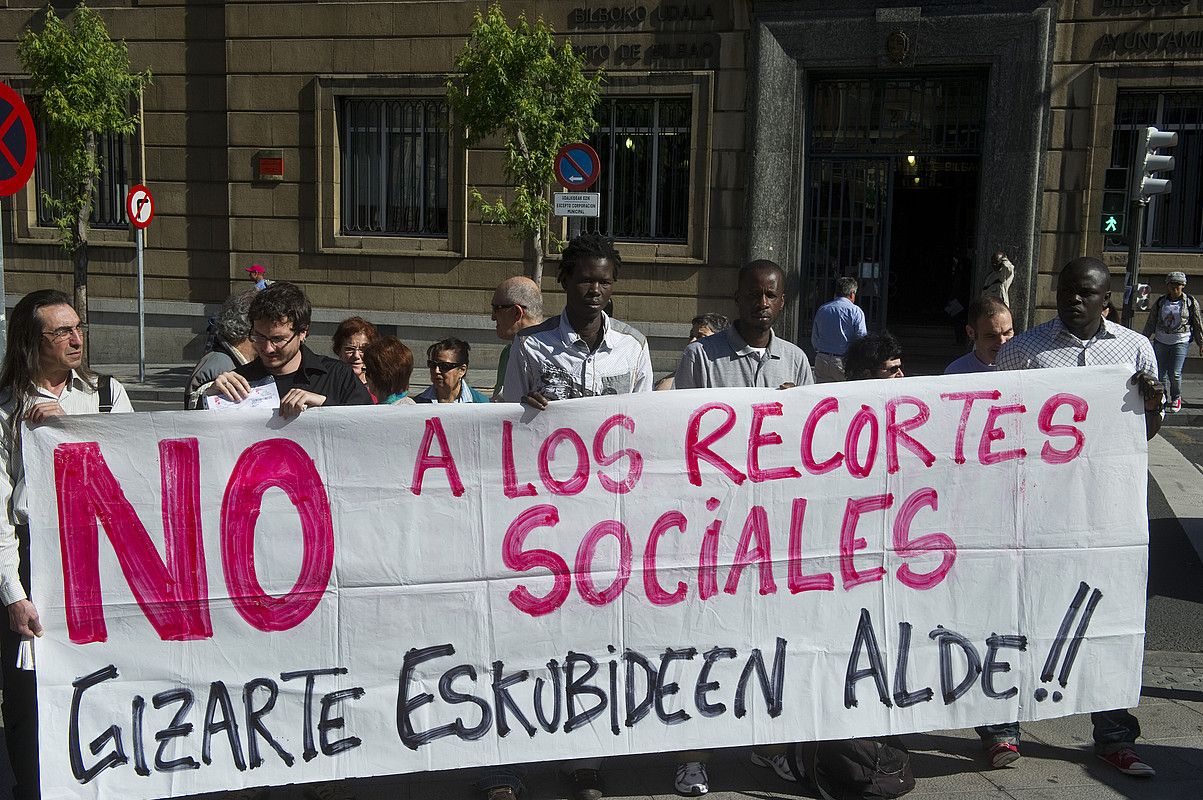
[23,365,1149,799]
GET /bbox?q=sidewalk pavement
[101,362,1203,799]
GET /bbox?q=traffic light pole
[1121,197,1147,329]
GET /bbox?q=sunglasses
[428,360,465,374]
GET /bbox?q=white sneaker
[750,751,799,782]
[674,762,709,796]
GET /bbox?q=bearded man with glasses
[207,282,371,414]
[0,289,135,799]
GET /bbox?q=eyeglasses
[428,360,465,374]
[249,330,301,349]
[491,303,517,313]
[43,324,84,342]
[340,346,367,357]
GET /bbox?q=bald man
[490,277,544,399]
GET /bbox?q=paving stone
[1144,665,1203,692]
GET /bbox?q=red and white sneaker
[987,741,1021,768]
[1172,397,1182,413]
[1098,747,1155,777]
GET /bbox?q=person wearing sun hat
[1142,271,1203,413]
[244,263,272,291]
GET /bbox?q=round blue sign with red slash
[0,83,37,198]
[554,142,601,190]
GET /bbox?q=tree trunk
[531,227,544,285]
[512,127,544,284]
[74,131,96,357]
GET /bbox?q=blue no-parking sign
[554,142,601,190]
[0,83,36,198]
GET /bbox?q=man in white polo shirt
[501,233,652,407]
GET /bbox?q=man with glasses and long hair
[0,290,134,799]
[207,282,371,413]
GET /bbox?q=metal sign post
[126,184,154,381]
[0,222,6,362]
[136,227,145,380]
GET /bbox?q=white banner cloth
[24,366,1149,799]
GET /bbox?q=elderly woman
[415,338,489,403]
[362,337,416,405]
[332,316,378,396]
[186,290,256,409]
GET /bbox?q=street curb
[1145,651,1203,667]
[1162,411,1203,427]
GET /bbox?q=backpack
[790,738,916,800]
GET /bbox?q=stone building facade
[0,0,1199,371]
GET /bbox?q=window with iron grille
[1109,91,1203,251]
[339,98,449,236]
[34,118,129,229]
[810,75,985,156]
[588,97,691,242]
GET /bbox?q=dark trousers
[976,709,1141,752]
[1,527,38,800]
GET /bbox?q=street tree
[18,2,151,324]
[447,4,601,283]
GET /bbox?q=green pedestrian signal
[1101,213,1124,234]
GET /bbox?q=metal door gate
[799,74,986,334]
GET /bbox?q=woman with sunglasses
[415,338,489,403]
[332,316,378,400]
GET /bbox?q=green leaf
[18,2,152,251]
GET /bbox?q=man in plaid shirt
[984,256,1163,777]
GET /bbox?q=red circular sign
[126,184,154,229]
[0,83,37,198]
[554,142,601,190]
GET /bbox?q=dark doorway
[800,73,986,345]
[887,156,979,332]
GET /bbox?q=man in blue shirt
[811,277,867,382]
[945,296,1014,374]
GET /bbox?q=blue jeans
[1153,339,1189,402]
[977,709,1140,753]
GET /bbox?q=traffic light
[1101,168,1127,235]
[1132,126,1177,200]
[1134,283,1150,312]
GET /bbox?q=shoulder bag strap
[97,375,113,413]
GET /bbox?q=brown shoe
[568,768,604,800]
